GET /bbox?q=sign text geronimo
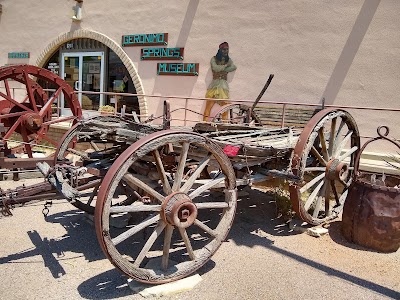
[122,33,168,46]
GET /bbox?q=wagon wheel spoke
[338,146,358,162]
[195,202,229,209]
[0,90,33,112]
[188,175,226,198]
[2,118,22,140]
[22,70,39,113]
[109,204,161,213]
[180,154,211,193]
[172,141,190,191]
[133,220,166,267]
[318,127,329,161]
[193,219,218,238]
[312,183,327,218]
[112,214,160,246]
[178,227,195,260]
[332,119,346,156]
[311,146,327,166]
[95,131,237,284]
[304,180,324,211]
[290,109,360,225]
[152,149,172,194]
[123,173,164,204]
[20,125,33,157]
[324,181,332,217]
[162,225,174,270]
[39,87,62,117]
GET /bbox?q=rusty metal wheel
[0,64,81,158]
[211,103,261,125]
[95,130,237,284]
[289,109,360,225]
[55,115,134,214]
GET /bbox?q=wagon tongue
[37,162,84,202]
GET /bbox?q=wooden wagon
[1,107,360,284]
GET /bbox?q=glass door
[61,52,104,115]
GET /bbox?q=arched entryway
[36,29,148,118]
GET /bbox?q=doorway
[61,52,104,115]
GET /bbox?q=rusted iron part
[37,162,87,202]
[0,156,55,169]
[289,108,360,225]
[211,103,262,125]
[0,65,82,167]
[211,74,273,125]
[163,100,171,129]
[94,130,237,284]
[1,181,54,216]
[161,192,198,228]
[342,126,400,252]
[0,172,101,216]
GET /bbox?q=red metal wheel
[0,64,81,160]
[289,108,360,225]
[95,130,237,284]
[211,103,261,125]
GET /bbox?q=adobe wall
[0,0,399,149]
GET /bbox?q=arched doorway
[36,30,148,118]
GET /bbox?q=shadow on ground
[0,209,103,278]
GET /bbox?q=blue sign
[141,47,184,60]
[122,33,168,46]
[157,63,199,76]
[8,52,30,59]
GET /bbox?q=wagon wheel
[0,64,81,158]
[55,115,131,214]
[95,130,237,284]
[289,108,360,225]
[211,103,261,125]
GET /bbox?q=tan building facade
[0,0,399,145]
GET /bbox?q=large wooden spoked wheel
[0,65,81,157]
[55,115,130,214]
[211,103,261,125]
[95,130,237,284]
[289,109,360,225]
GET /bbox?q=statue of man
[203,42,237,121]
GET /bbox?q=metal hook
[377,125,389,137]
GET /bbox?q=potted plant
[98,105,115,115]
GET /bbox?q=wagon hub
[161,192,197,228]
[22,112,43,132]
[326,158,349,182]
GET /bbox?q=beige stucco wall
[0,0,399,148]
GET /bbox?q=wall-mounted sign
[122,33,168,47]
[141,47,184,60]
[157,63,199,76]
[8,52,30,59]
[47,62,59,75]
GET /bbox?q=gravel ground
[0,178,399,300]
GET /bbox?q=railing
[1,86,399,138]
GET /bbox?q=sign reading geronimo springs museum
[122,32,199,76]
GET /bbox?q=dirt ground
[0,177,399,300]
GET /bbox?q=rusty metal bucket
[342,126,400,253]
